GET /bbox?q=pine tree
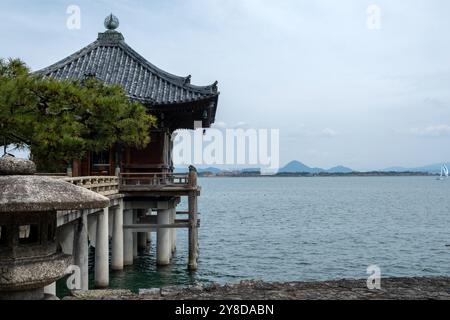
[0,58,156,171]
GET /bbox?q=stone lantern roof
[0,155,110,299]
[0,155,110,213]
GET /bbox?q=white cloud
[306,149,330,157]
[291,126,340,138]
[320,128,339,138]
[423,97,447,109]
[405,125,450,137]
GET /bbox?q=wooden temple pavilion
[33,14,220,276]
[36,14,219,178]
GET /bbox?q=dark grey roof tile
[35,31,219,106]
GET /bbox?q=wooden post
[123,209,134,266]
[73,211,89,290]
[111,200,124,271]
[188,191,198,271]
[188,166,199,271]
[95,208,109,288]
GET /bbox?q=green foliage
[0,58,156,171]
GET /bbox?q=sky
[1,0,450,170]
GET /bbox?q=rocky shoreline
[70,277,450,300]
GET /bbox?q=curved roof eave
[33,35,218,98]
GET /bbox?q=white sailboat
[437,164,449,180]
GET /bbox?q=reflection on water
[105,242,201,292]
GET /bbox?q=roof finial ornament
[104,13,120,31]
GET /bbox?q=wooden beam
[176,211,201,215]
[123,220,200,232]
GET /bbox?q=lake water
[101,177,450,292]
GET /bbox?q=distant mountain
[382,166,409,172]
[177,161,447,175]
[409,164,448,174]
[279,161,354,174]
[326,166,353,173]
[198,167,223,174]
[382,163,449,174]
[241,168,261,173]
[175,167,223,174]
[279,161,315,173]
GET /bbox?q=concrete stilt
[133,210,138,258]
[138,232,147,251]
[134,209,146,252]
[94,208,109,288]
[157,209,171,266]
[147,232,152,244]
[171,208,177,254]
[57,222,75,255]
[146,210,152,250]
[111,200,124,271]
[87,214,97,248]
[73,212,89,291]
[123,209,133,266]
[133,234,138,258]
[137,209,147,251]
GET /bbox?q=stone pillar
[123,209,134,266]
[133,210,138,258]
[95,208,109,288]
[171,208,177,254]
[57,223,75,255]
[138,233,147,251]
[111,200,124,271]
[157,209,171,266]
[137,210,147,251]
[147,211,152,249]
[73,212,89,291]
[147,232,152,245]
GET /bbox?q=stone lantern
[0,155,109,300]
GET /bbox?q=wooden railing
[50,172,192,195]
[62,176,119,196]
[119,173,190,189]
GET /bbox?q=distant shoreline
[196,172,436,178]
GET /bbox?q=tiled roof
[35,31,219,106]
